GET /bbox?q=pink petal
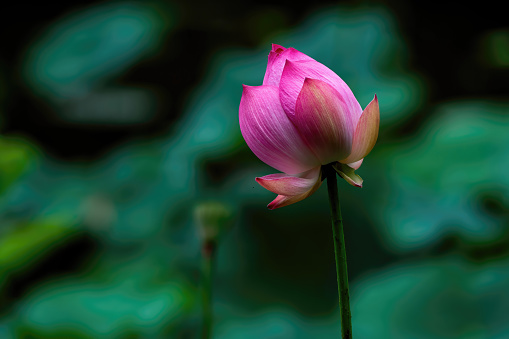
[256,166,321,196]
[260,167,323,210]
[348,159,363,170]
[271,43,285,52]
[239,85,320,174]
[263,45,314,87]
[340,95,380,164]
[279,60,362,122]
[293,78,355,164]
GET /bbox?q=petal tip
[267,198,281,210]
[302,77,323,88]
[241,84,256,95]
[284,58,297,67]
[271,43,285,51]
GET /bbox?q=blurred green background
[0,1,508,338]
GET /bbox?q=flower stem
[326,167,352,339]
[201,241,215,339]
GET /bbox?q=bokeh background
[0,0,508,338]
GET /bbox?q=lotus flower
[239,44,379,209]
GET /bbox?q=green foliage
[353,256,509,339]
[8,271,193,338]
[0,217,76,289]
[23,2,173,101]
[0,137,36,195]
[480,30,509,68]
[367,101,509,251]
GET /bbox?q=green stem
[202,241,215,339]
[326,167,352,339]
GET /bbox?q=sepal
[332,162,363,188]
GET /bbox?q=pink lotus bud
[239,44,379,209]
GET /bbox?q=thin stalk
[201,241,215,339]
[326,168,352,339]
